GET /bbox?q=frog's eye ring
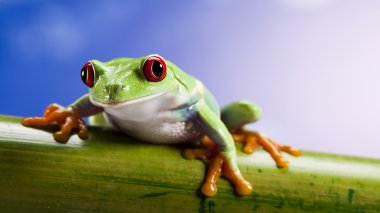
[81,62,95,88]
[143,55,167,82]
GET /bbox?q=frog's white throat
[89,92,167,108]
[92,90,200,144]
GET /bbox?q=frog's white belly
[102,93,203,144]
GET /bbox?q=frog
[22,54,300,196]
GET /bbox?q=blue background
[1,0,380,158]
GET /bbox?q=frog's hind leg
[182,101,300,196]
[221,101,262,132]
[222,101,301,168]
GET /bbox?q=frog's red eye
[81,62,95,88]
[143,55,167,82]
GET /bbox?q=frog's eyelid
[141,54,164,69]
[90,61,105,76]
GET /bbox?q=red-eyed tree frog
[22,54,300,196]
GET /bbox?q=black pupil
[81,67,87,84]
[152,61,163,77]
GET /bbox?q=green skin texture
[70,54,262,184]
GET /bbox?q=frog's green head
[80,54,177,107]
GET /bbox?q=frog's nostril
[105,84,122,94]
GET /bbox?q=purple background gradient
[1,0,380,158]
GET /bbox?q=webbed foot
[232,128,301,168]
[22,104,88,143]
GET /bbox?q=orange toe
[235,180,253,196]
[276,158,289,168]
[53,132,70,143]
[201,182,217,197]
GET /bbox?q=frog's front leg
[189,101,253,197]
[22,95,103,143]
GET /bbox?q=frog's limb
[69,94,104,118]
[183,136,252,196]
[194,102,252,196]
[22,95,103,143]
[221,101,262,131]
[22,104,88,143]
[222,101,301,168]
[233,129,301,167]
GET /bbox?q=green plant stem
[0,115,379,212]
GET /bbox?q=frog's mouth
[90,92,166,108]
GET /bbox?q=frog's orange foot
[232,129,301,168]
[183,136,252,197]
[22,104,88,143]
